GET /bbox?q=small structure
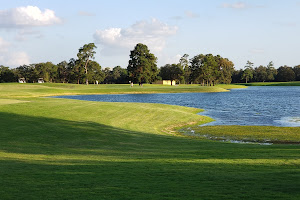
[38,78,44,83]
[154,80,176,86]
[18,78,26,83]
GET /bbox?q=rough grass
[0,83,299,200]
[184,125,300,144]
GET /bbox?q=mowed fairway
[0,83,299,200]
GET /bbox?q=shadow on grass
[0,112,299,199]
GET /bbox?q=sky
[0,0,300,69]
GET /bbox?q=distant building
[154,80,176,85]
[38,78,44,83]
[18,78,26,83]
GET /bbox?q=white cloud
[78,11,95,16]
[5,52,30,67]
[221,2,265,9]
[164,54,182,65]
[185,11,199,18]
[250,48,264,54]
[94,18,178,55]
[0,37,30,67]
[0,37,10,52]
[15,29,43,41]
[222,2,247,9]
[170,16,183,21]
[0,6,61,28]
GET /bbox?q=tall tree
[14,64,37,83]
[69,58,85,84]
[112,66,128,84]
[293,65,300,81]
[190,54,220,86]
[179,54,190,84]
[218,57,234,84]
[242,61,254,83]
[276,66,295,82]
[0,65,15,82]
[77,43,97,85]
[159,64,184,85]
[102,67,113,84]
[57,61,70,83]
[266,61,277,82]
[127,43,158,85]
[189,54,205,85]
[232,69,244,83]
[254,65,268,82]
[34,62,58,83]
[86,61,104,84]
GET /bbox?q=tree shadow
[0,112,298,160]
[0,112,299,199]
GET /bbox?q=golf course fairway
[0,83,299,200]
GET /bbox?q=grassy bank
[183,125,300,144]
[0,83,246,98]
[0,83,299,199]
[236,81,300,86]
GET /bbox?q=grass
[236,81,300,86]
[0,83,299,199]
[0,82,246,98]
[183,125,300,144]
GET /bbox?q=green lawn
[0,83,247,98]
[183,125,300,144]
[0,83,299,200]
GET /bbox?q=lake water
[54,86,300,127]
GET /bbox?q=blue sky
[1,0,300,69]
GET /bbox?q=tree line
[1,43,300,84]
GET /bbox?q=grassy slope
[0,83,299,200]
[0,83,247,98]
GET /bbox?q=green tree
[276,66,295,82]
[242,61,254,83]
[254,65,268,82]
[179,54,190,84]
[102,67,113,84]
[232,69,244,83]
[159,64,184,86]
[189,54,206,85]
[112,66,128,84]
[14,64,37,83]
[190,54,219,86]
[293,65,300,81]
[0,65,15,82]
[86,61,104,84]
[203,54,219,86]
[218,57,234,84]
[34,62,57,82]
[69,58,85,84]
[266,61,277,82]
[127,43,158,86]
[57,61,71,83]
[77,43,97,85]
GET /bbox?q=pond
[54,86,300,127]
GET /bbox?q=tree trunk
[85,58,89,85]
